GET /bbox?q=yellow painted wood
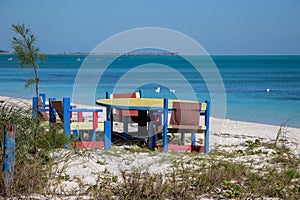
[168,125,206,131]
[96,98,205,110]
[70,122,104,131]
[200,103,207,110]
[156,125,206,133]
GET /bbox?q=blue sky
[1,0,300,55]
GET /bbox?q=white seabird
[155,87,160,93]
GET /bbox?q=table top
[96,98,198,110]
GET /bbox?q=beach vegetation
[0,100,46,196]
[0,100,68,197]
[0,100,299,199]
[96,159,107,165]
[11,23,47,130]
[80,142,299,199]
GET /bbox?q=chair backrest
[109,91,142,99]
[169,102,202,128]
[50,100,64,121]
[106,91,143,117]
[38,96,49,121]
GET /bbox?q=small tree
[11,23,47,105]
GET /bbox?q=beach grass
[0,99,68,197]
[84,139,299,199]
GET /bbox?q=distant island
[124,52,179,56]
[49,52,180,56]
[125,48,179,56]
[0,49,10,54]
[0,49,181,56]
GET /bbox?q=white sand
[1,95,299,197]
[210,117,300,149]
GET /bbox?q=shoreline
[1,94,299,128]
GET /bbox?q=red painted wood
[78,112,83,122]
[156,145,205,152]
[72,141,104,148]
[115,109,138,117]
[112,92,138,98]
[112,92,139,117]
[93,112,98,129]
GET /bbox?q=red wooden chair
[149,99,210,154]
[38,96,49,121]
[50,100,65,122]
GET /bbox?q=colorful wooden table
[96,98,196,110]
[95,98,197,138]
[96,97,210,153]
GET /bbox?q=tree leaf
[24,78,35,89]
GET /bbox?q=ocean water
[0,54,299,127]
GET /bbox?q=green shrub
[0,100,66,197]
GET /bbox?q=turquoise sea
[0,54,299,128]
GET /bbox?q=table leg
[138,110,148,138]
[109,108,113,133]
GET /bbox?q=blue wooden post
[105,91,111,99]
[92,112,97,141]
[63,98,71,149]
[205,100,210,154]
[92,131,97,141]
[191,100,198,147]
[191,133,196,147]
[105,91,111,121]
[32,97,38,120]
[148,122,156,150]
[4,125,16,185]
[49,98,56,123]
[104,120,111,150]
[139,89,144,98]
[123,117,129,140]
[163,98,169,152]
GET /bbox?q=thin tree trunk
[33,63,39,136]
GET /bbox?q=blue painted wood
[191,133,196,146]
[63,98,71,149]
[71,106,79,140]
[104,121,111,150]
[105,91,111,121]
[139,89,144,98]
[105,91,111,99]
[4,125,16,185]
[32,97,38,120]
[205,100,210,154]
[38,108,49,112]
[92,130,97,141]
[72,130,79,140]
[123,116,129,140]
[148,122,156,150]
[163,98,168,152]
[68,108,103,112]
[49,98,56,123]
